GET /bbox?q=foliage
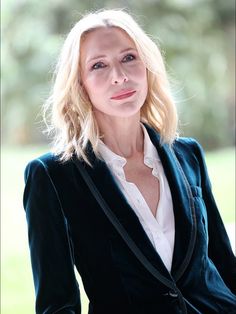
[1,0,235,149]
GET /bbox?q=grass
[1,145,235,314]
[204,147,235,222]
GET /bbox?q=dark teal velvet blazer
[23,125,236,314]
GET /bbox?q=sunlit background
[1,0,235,313]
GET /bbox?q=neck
[95,111,144,158]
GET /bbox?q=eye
[122,54,136,63]
[91,62,106,70]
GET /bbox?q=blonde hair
[44,9,178,164]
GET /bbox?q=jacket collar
[144,125,197,280]
[97,123,160,167]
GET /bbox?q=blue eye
[122,54,136,62]
[91,62,106,70]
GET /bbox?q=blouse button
[146,161,152,167]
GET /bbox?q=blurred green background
[1,0,235,313]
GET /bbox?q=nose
[111,64,128,85]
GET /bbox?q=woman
[23,9,236,314]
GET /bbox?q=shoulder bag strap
[72,159,178,291]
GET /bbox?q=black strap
[73,159,177,289]
[73,158,188,313]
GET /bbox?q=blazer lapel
[145,125,197,281]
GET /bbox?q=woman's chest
[123,163,160,217]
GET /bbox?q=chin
[114,100,143,114]
[111,108,141,118]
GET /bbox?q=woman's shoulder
[172,136,206,168]
[145,124,204,154]
[24,152,74,181]
[173,136,204,154]
[25,152,60,170]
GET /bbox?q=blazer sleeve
[193,140,236,294]
[23,158,81,314]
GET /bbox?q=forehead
[80,27,136,61]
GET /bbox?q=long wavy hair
[44,9,178,164]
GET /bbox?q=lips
[111,90,136,100]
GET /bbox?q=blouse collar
[98,124,160,169]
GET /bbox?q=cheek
[84,76,105,98]
[136,66,147,82]
[128,61,147,79]
[136,66,148,100]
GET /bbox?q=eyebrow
[86,47,137,65]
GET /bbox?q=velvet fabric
[23,125,236,314]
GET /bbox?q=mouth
[111,90,136,100]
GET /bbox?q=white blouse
[98,125,175,272]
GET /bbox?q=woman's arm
[23,158,81,314]
[193,141,236,294]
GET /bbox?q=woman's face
[80,27,148,118]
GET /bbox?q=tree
[2,0,235,149]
